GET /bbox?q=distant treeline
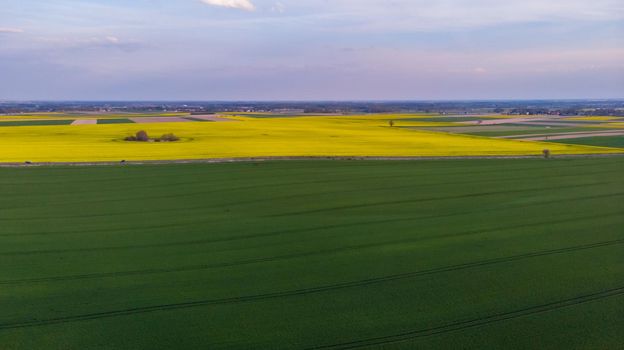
[1,100,623,116]
[506,108,624,116]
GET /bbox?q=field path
[129,117,191,123]
[71,119,97,125]
[514,121,591,127]
[187,114,238,122]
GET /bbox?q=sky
[0,0,623,100]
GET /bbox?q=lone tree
[158,133,179,142]
[543,149,551,159]
[389,120,395,127]
[136,130,149,142]
[125,130,149,142]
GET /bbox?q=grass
[0,158,622,349]
[0,120,73,127]
[0,115,618,162]
[97,119,135,124]
[548,136,624,148]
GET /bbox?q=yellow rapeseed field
[597,122,624,128]
[566,116,623,122]
[0,115,619,162]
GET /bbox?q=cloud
[33,35,143,53]
[104,36,120,44]
[281,0,624,32]
[200,0,255,11]
[77,36,143,52]
[271,2,285,13]
[0,27,24,34]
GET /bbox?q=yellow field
[566,116,623,121]
[0,115,620,162]
[598,122,624,128]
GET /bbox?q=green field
[0,120,74,127]
[549,136,624,148]
[1,159,623,349]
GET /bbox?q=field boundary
[1,153,624,167]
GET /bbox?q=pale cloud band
[296,0,624,32]
[194,0,622,32]
[0,27,24,34]
[200,0,255,11]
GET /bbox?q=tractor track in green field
[0,186,619,257]
[1,191,622,259]
[306,286,624,349]
[1,163,619,220]
[0,239,622,330]
[1,220,623,285]
[2,160,617,213]
[266,181,608,217]
[0,157,618,189]
[1,187,620,241]
[1,171,517,212]
[0,179,608,223]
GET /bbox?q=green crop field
[0,120,74,127]
[550,136,624,148]
[1,159,623,349]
